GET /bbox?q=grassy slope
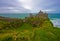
[0,22,60,41]
[0,16,60,41]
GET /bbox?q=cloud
[0,7,19,13]
[0,7,30,13]
[18,0,56,13]
[42,9,55,12]
[0,0,31,13]
[0,0,60,13]
[18,0,33,10]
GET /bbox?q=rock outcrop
[23,10,53,27]
[0,10,53,28]
[36,10,48,19]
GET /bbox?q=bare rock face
[26,10,53,27]
[36,10,48,19]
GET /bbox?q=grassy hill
[0,11,60,41]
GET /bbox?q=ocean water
[48,14,60,27]
[0,13,60,27]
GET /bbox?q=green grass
[0,13,60,41]
[0,26,60,41]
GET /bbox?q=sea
[0,13,60,27]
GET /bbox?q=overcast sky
[0,0,60,13]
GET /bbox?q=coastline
[51,19,60,27]
[0,13,60,27]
